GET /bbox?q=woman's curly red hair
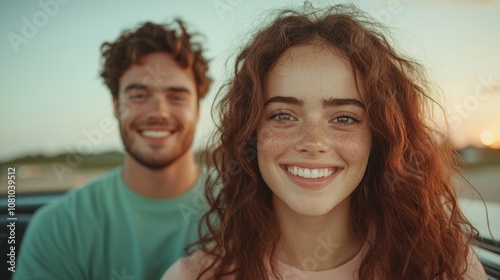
[195,4,479,279]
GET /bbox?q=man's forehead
[119,55,195,91]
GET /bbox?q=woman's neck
[274,197,363,271]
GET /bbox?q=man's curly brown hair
[100,19,212,100]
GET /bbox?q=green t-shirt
[14,167,207,280]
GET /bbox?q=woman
[163,4,486,280]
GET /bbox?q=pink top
[161,243,487,280]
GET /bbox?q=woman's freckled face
[257,44,372,217]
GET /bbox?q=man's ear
[113,97,119,118]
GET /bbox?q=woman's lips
[281,164,342,190]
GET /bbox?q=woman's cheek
[332,130,372,165]
[257,126,293,155]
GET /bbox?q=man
[15,19,211,280]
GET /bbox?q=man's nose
[148,93,170,120]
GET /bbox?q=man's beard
[119,122,194,170]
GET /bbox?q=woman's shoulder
[463,247,487,280]
[161,249,216,280]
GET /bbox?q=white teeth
[304,169,311,178]
[311,169,318,178]
[141,130,171,138]
[286,166,337,179]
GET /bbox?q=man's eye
[128,90,148,101]
[170,94,187,102]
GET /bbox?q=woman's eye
[332,116,358,124]
[271,113,296,122]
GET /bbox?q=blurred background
[0,0,499,213]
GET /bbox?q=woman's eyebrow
[323,98,365,109]
[264,96,365,109]
[264,96,303,107]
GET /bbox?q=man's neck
[122,150,200,199]
[275,198,363,271]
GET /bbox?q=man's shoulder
[33,168,122,222]
[14,168,125,279]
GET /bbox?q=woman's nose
[294,122,328,155]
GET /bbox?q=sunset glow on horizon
[478,130,500,149]
[481,131,495,146]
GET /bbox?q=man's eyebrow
[123,83,149,92]
[123,84,191,93]
[323,98,365,109]
[168,86,191,93]
[264,96,303,107]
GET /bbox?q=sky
[1,0,499,162]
